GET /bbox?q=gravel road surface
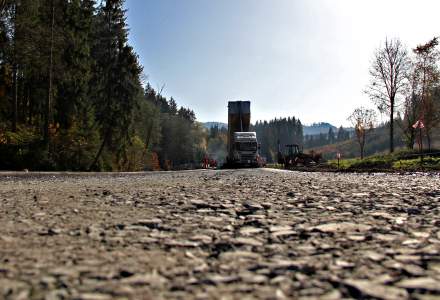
[1,169,440,300]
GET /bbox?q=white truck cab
[231,132,259,166]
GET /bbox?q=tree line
[0,0,205,171]
[253,117,303,163]
[303,126,351,149]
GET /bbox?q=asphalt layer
[0,169,440,300]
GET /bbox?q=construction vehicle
[277,143,322,169]
[226,101,260,167]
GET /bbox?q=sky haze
[125,0,440,126]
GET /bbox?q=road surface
[0,169,439,300]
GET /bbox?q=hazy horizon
[125,0,440,126]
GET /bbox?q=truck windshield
[236,142,257,151]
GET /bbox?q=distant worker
[210,159,217,169]
[202,155,209,169]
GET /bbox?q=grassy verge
[263,150,440,172]
[265,164,284,169]
[327,150,440,172]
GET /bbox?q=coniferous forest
[0,0,207,171]
[253,118,303,163]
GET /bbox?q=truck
[226,101,260,167]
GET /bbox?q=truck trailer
[226,101,259,167]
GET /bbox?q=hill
[203,121,353,135]
[309,123,440,160]
[303,122,337,135]
[303,122,354,136]
[203,122,228,130]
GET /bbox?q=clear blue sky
[125,0,440,126]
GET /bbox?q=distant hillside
[203,121,353,135]
[203,122,227,130]
[309,123,440,159]
[304,122,340,135]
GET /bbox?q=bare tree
[412,37,439,150]
[348,107,376,159]
[366,38,409,153]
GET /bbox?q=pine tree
[90,0,142,170]
[327,127,335,144]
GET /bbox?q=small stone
[396,277,440,292]
[348,235,366,241]
[269,225,292,232]
[190,235,212,244]
[220,251,261,260]
[394,255,420,263]
[370,212,393,220]
[344,279,408,300]
[243,201,263,211]
[334,260,355,268]
[234,237,263,247]
[47,228,62,235]
[240,272,267,284]
[352,192,369,197]
[165,240,199,248]
[402,264,425,276]
[44,289,69,300]
[363,251,385,262]
[134,218,162,228]
[402,239,421,245]
[272,230,297,238]
[312,222,372,233]
[395,217,407,225]
[190,199,211,209]
[206,274,239,285]
[319,290,342,300]
[412,231,430,239]
[77,293,112,300]
[240,227,264,235]
[122,273,167,287]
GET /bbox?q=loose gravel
[0,169,439,300]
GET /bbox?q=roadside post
[336,152,341,170]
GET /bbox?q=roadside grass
[263,149,440,172]
[265,163,284,169]
[328,149,440,171]
[392,157,440,171]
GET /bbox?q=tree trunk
[44,0,55,143]
[406,130,415,150]
[426,132,431,151]
[89,128,110,171]
[10,2,17,132]
[389,99,394,153]
[20,73,26,123]
[12,64,17,132]
[142,120,154,158]
[360,134,365,159]
[28,84,33,125]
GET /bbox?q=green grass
[392,156,440,171]
[264,149,440,172]
[265,163,284,169]
[327,150,440,171]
